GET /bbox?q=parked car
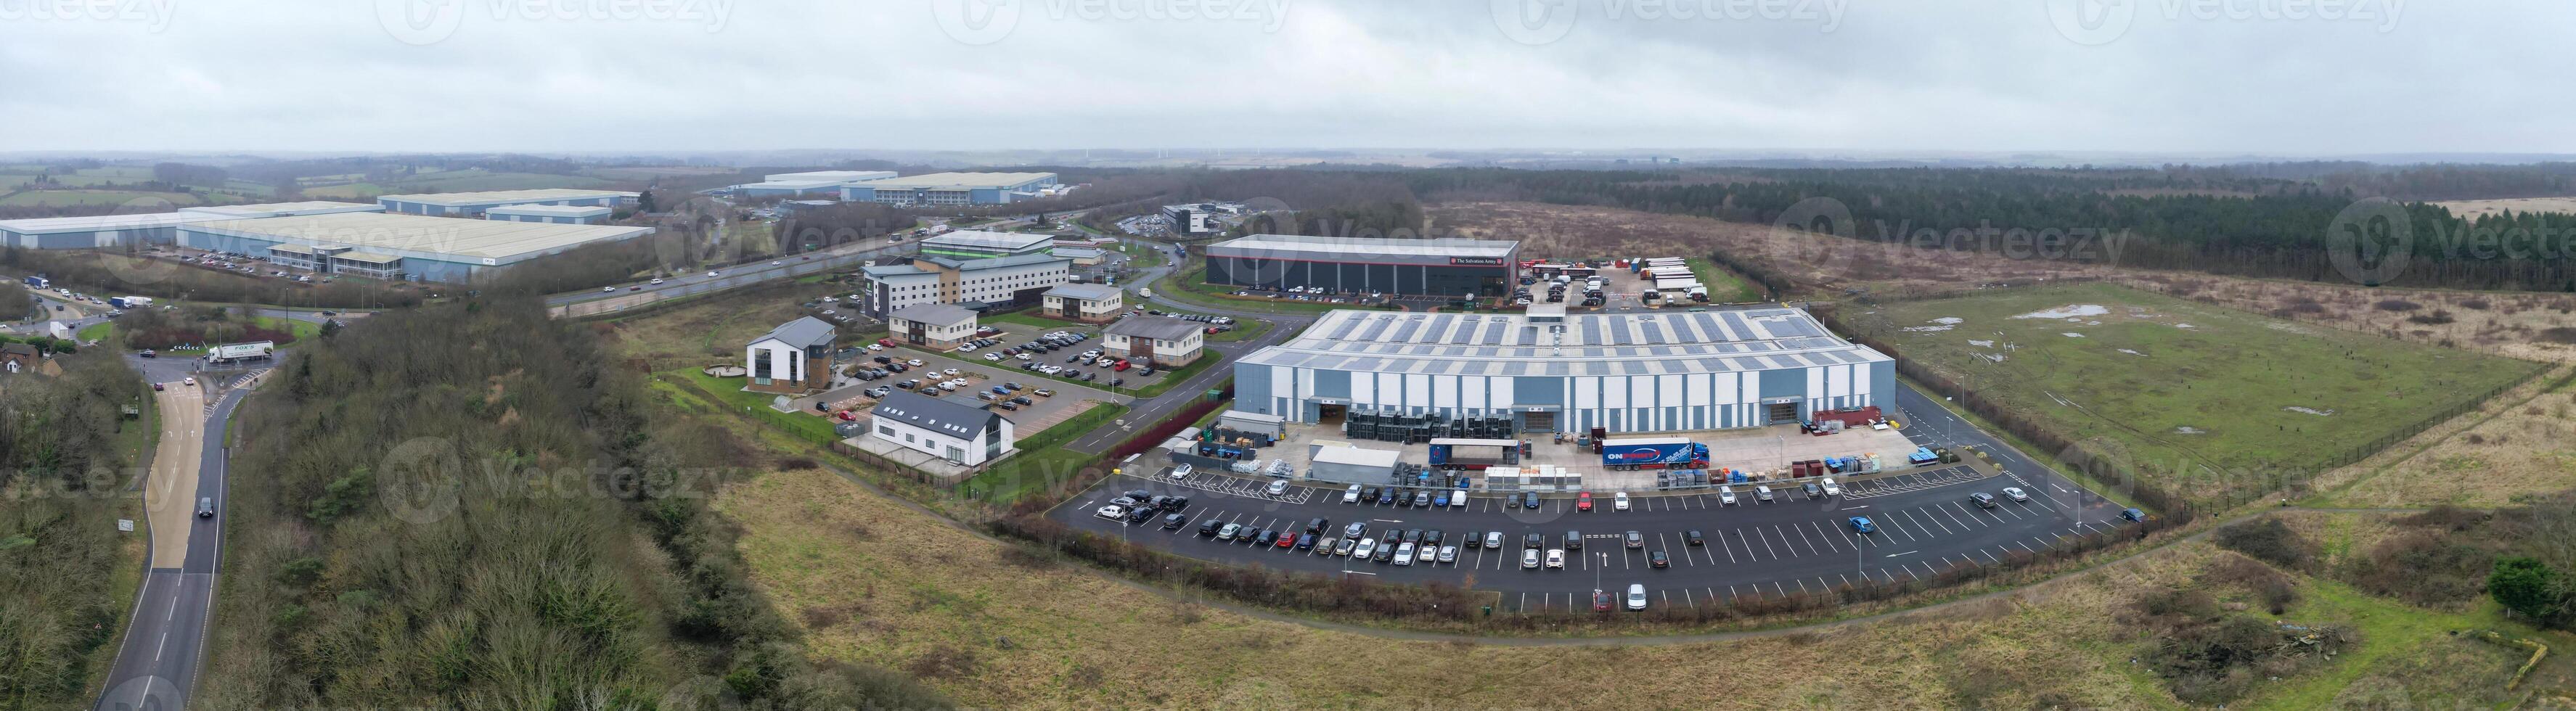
[1521,548,1542,569]
[2122,508,2146,522]
[1437,546,1457,564]
[1392,542,1415,566]
[1717,486,1737,505]
[1265,479,1289,496]
[1254,530,1280,547]
[1625,584,1648,611]
[2002,486,2029,502]
[1803,482,1824,498]
[1970,492,1999,509]
[1820,477,1841,496]
[1545,548,1565,569]
[1849,516,1877,534]
[1343,484,1361,504]
[1199,519,1222,536]
[1563,531,1582,551]
[1576,492,1592,511]
[1624,531,1643,548]
[1614,491,1630,511]
[1353,538,1376,559]
[1333,538,1357,556]
[1754,485,1774,502]
[1484,531,1505,548]
[1093,505,1127,520]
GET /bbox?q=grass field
[2309,368,2576,508]
[711,464,2575,709]
[0,189,202,207]
[1684,255,1763,303]
[1849,283,2546,505]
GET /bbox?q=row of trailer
[1630,257,1711,303]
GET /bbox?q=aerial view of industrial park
[10,1,2576,710]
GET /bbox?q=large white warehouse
[1232,306,1894,434]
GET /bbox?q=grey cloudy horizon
[0,0,2557,156]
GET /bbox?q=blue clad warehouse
[176,211,654,283]
[0,201,384,250]
[1232,305,1894,434]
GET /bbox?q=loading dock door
[1317,403,1347,427]
[1521,411,1556,432]
[1765,401,1800,424]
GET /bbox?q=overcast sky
[0,0,2561,155]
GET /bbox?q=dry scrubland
[2312,369,2576,508]
[715,467,2576,710]
[1428,201,2576,363]
[594,280,845,363]
[2434,197,2576,220]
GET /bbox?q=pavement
[1047,379,2134,612]
[96,382,249,711]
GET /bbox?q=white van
[1449,490,1469,509]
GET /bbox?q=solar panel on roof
[1388,318,1423,342]
[1638,321,1666,345]
[1720,311,1754,340]
[1326,314,1365,340]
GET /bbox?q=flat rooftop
[1209,234,1521,260]
[375,188,639,207]
[486,204,612,217]
[181,212,653,263]
[764,170,896,183]
[920,230,1052,250]
[856,172,1056,189]
[179,201,385,218]
[1240,306,1890,378]
[0,211,234,234]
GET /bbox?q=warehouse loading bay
[1050,410,2136,612]
[1269,422,1921,492]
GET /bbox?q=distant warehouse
[1233,305,1892,434]
[916,230,1053,258]
[0,201,383,250]
[176,212,653,283]
[840,172,1059,205]
[376,189,639,218]
[1204,234,1521,297]
[728,170,897,197]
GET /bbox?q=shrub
[2212,518,2316,572]
[2407,309,2456,325]
[2541,327,2576,345]
[2345,531,2490,607]
[2374,299,2423,311]
[2488,557,2563,624]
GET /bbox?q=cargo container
[1428,437,1521,469]
[109,296,154,309]
[22,276,48,289]
[1600,437,1710,469]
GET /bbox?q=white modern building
[840,172,1059,205]
[484,204,612,224]
[1232,305,1895,434]
[745,316,836,395]
[729,170,899,197]
[870,390,1015,466]
[176,212,655,283]
[376,189,639,218]
[887,303,979,350]
[0,201,383,250]
[858,253,1073,317]
[1103,316,1206,366]
[1042,284,1124,323]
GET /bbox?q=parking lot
[1050,456,2132,612]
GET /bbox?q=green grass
[0,189,201,207]
[1120,242,1168,270]
[78,321,113,341]
[1684,256,1763,303]
[957,402,1130,504]
[1849,283,2545,505]
[2244,577,2527,710]
[666,368,841,442]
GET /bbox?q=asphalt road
[96,384,247,711]
[1047,381,2133,612]
[1061,242,1311,453]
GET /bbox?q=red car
[1592,589,1614,612]
[1113,360,1132,371]
[877,338,896,348]
[1274,533,1296,549]
[1576,492,1593,511]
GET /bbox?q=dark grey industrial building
[1203,234,1520,297]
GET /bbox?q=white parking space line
[1904,508,1948,537]
[1754,527,1782,559]
[1884,514,1921,542]
[1781,525,1818,556]
[1940,503,1980,530]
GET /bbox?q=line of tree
[0,351,152,709]
[0,249,427,310]
[195,300,951,709]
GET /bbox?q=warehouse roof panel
[1241,306,1888,377]
[920,230,1052,250]
[181,212,653,263]
[855,172,1055,189]
[1207,234,1520,260]
[375,188,639,207]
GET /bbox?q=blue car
[1524,493,1542,509]
[1848,516,1876,534]
[2120,508,2146,522]
[1433,493,1450,507]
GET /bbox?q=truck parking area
[1052,456,2130,612]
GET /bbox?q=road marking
[1885,550,1918,557]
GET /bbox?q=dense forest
[0,352,152,709]
[196,300,947,710]
[1395,165,2576,291]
